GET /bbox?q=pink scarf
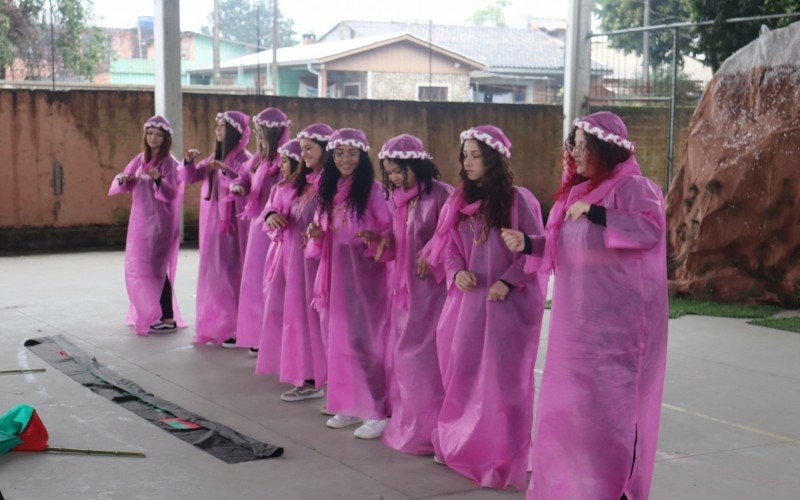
[420,187,481,269]
[242,154,281,219]
[525,156,642,274]
[391,186,424,310]
[311,176,353,311]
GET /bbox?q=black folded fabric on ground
[25,335,284,463]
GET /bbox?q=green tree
[686,0,800,70]
[467,0,510,28]
[201,0,295,48]
[595,0,800,71]
[0,0,107,80]
[595,0,693,68]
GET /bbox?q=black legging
[159,276,173,320]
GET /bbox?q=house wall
[0,89,691,251]
[323,41,475,75]
[369,72,471,102]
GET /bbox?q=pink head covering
[378,134,432,160]
[216,110,251,153]
[297,122,334,142]
[572,111,636,152]
[459,125,511,158]
[278,139,302,163]
[143,115,173,135]
[253,107,292,128]
[326,128,370,152]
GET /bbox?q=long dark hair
[379,158,440,199]
[206,122,242,200]
[317,150,374,221]
[261,125,284,161]
[142,127,172,165]
[459,140,515,229]
[293,139,328,198]
[214,122,242,161]
[554,127,632,201]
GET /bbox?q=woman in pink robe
[305,128,393,440]
[179,111,252,345]
[108,115,185,336]
[230,108,292,350]
[425,125,547,490]
[257,124,333,402]
[503,111,668,500]
[376,134,452,455]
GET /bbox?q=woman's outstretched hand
[500,228,525,253]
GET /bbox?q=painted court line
[662,402,800,444]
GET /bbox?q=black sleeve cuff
[522,234,533,255]
[154,178,162,187]
[587,204,607,226]
[499,279,514,290]
[264,211,276,222]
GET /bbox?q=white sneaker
[354,419,387,439]
[326,414,361,429]
[280,385,324,402]
[433,455,445,465]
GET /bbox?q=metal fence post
[666,27,678,191]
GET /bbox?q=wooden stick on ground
[0,368,46,375]
[44,447,146,458]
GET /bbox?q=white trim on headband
[216,112,244,134]
[297,130,332,142]
[459,129,511,158]
[143,121,173,135]
[327,138,370,152]
[253,116,293,128]
[378,149,432,160]
[277,146,302,163]
[572,119,636,152]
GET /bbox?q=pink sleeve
[235,168,253,194]
[304,209,325,260]
[443,231,466,289]
[500,190,545,288]
[108,155,141,196]
[363,186,394,263]
[604,177,665,251]
[425,183,454,283]
[153,157,181,203]
[178,157,208,184]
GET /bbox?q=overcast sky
[92,0,569,38]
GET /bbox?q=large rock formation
[667,21,800,306]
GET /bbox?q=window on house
[417,85,449,101]
[343,83,360,99]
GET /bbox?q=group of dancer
[110,107,668,499]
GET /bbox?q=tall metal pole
[666,27,678,191]
[155,0,183,239]
[48,0,56,90]
[563,0,593,138]
[213,0,221,85]
[271,0,279,95]
[642,0,650,95]
[255,0,261,94]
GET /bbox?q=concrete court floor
[0,250,799,500]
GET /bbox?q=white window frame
[342,82,361,99]
[415,83,451,102]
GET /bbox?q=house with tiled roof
[189,20,607,103]
[318,20,608,104]
[188,32,484,101]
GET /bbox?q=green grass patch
[748,317,800,334]
[669,297,781,319]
